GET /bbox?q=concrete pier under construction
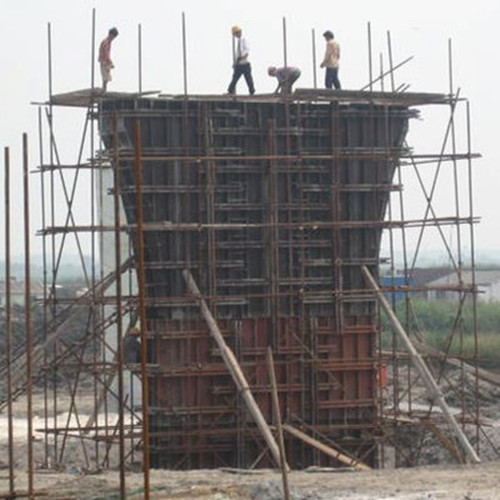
[97,90,442,469]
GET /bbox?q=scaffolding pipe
[361,265,481,464]
[4,147,15,495]
[183,269,283,468]
[113,113,126,498]
[133,121,151,499]
[23,133,35,498]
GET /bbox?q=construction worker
[320,30,341,90]
[267,66,301,94]
[98,27,119,92]
[227,25,255,95]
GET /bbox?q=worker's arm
[320,43,333,68]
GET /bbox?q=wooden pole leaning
[282,424,371,471]
[361,265,480,464]
[266,347,291,498]
[183,269,282,468]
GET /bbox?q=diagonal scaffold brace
[183,269,286,470]
[361,265,480,464]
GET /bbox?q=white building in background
[426,269,500,302]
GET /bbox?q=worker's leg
[288,73,300,93]
[332,67,341,90]
[325,68,333,89]
[100,63,110,92]
[242,64,255,95]
[281,80,291,94]
[228,65,244,94]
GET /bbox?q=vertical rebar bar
[386,31,395,92]
[133,120,150,499]
[113,114,126,498]
[4,147,15,495]
[311,28,317,88]
[182,12,188,95]
[23,132,34,498]
[91,8,96,91]
[367,22,373,91]
[282,17,288,68]
[379,53,385,92]
[138,23,143,93]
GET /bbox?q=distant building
[425,269,500,302]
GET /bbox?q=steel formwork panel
[99,96,412,469]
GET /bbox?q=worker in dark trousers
[227,25,255,95]
[268,66,301,94]
[320,30,341,90]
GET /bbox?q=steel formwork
[98,94,414,468]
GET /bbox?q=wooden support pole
[266,347,291,498]
[361,265,480,464]
[282,424,371,471]
[183,269,282,468]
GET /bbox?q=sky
[0,0,498,265]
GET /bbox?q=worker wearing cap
[98,27,119,92]
[227,25,255,95]
[320,30,341,90]
[268,66,301,94]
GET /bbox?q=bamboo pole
[282,424,371,471]
[361,265,480,464]
[183,269,282,468]
[266,347,290,498]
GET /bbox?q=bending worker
[267,66,301,94]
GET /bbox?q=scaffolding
[1,13,498,500]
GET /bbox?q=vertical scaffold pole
[4,147,15,496]
[114,114,126,498]
[23,133,35,498]
[134,121,150,500]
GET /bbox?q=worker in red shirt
[98,27,119,92]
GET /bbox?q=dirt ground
[1,461,499,499]
[1,372,499,499]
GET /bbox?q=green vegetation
[381,299,500,365]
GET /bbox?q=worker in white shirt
[320,30,341,90]
[268,66,301,94]
[227,25,255,95]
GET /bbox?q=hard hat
[231,25,242,35]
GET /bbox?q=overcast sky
[0,0,498,264]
